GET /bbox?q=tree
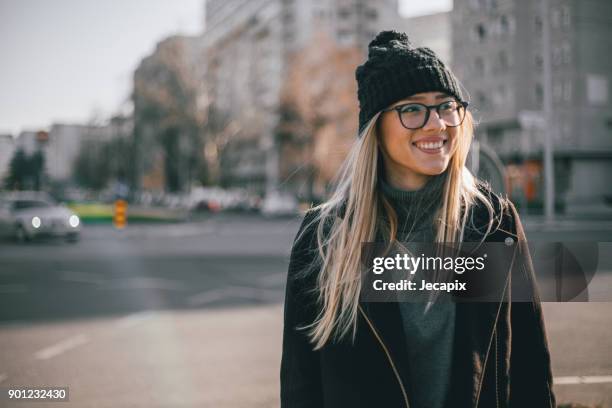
[4,148,46,191]
[278,30,363,200]
[132,35,205,193]
[73,140,110,190]
[201,105,239,187]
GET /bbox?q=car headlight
[69,215,80,228]
[32,216,41,229]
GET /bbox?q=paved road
[0,215,610,407]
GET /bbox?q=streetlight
[541,0,556,223]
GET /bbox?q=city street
[0,215,611,407]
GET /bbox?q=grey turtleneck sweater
[379,173,455,408]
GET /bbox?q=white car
[260,191,299,217]
[0,192,81,242]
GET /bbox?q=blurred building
[452,0,612,215]
[0,134,15,182]
[45,117,133,183]
[394,11,451,64]
[45,125,103,182]
[201,0,400,196]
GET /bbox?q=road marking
[554,375,612,385]
[60,271,103,285]
[99,277,187,291]
[115,311,156,329]
[34,334,90,360]
[0,284,28,294]
[187,288,229,305]
[258,272,287,286]
[0,373,7,383]
[187,286,281,306]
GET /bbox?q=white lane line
[0,284,28,294]
[554,375,612,385]
[34,334,90,361]
[99,277,187,291]
[0,373,7,383]
[258,272,287,286]
[59,271,103,285]
[115,311,156,329]
[187,286,281,306]
[187,288,229,306]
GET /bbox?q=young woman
[280,31,555,408]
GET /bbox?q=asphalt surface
[0,215,610,407]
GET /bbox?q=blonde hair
[300,110,501,350]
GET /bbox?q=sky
[0,0,451,136]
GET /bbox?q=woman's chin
[414,160,450,176]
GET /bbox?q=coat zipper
[358,305,410,408]
[495,329,500,408]
[475,245,515,408]
[474,294,507,407]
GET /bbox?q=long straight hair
[301,110,500,350]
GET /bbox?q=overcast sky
[0,0,451,136]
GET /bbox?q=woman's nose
[423,110,446,131]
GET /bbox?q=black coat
[280,190,556,407]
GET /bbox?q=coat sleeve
[506,201,556,407]
[280,210,324,407]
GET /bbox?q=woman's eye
[401,105,424,113]
[440,101,456,111]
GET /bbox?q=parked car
[0,192,81,243]
[260,191,299,217]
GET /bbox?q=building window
[552,42,571,66]
[282,11,294,25]
[552,47,561,66]
[337,7,350,19]
[313,8,326,20]
[534,15,542,34]
[499,15,509,35]
[561,42,571,64]
[563,81,572,102]
[475,23,487,42]
[365,8,377,20]
[498,50,509,71]
[474,56,486,75]
[476,91,487,109]
[498,15,515,35]
[494,85,507,107]
[534,53,543,71]
[551,8,561,28]
[561,5,571,27]
[535,83,543,105]
[553,82,563,101]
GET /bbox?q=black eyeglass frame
[381,100,469,130]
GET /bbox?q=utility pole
[541,0,556,223]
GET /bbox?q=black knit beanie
[356,30,464,134]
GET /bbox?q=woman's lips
[412,138,448,154]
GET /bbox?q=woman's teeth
[415,140,445,149]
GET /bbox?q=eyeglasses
[382,100,469,130]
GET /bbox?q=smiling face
[377,92,461,191]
